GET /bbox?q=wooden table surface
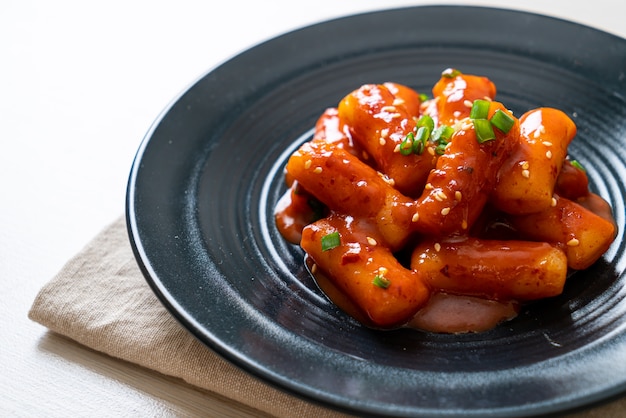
[2,1,625,416]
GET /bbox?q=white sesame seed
[460,120,473,130]
[551,197,557,207]
[393,144,401,153]
[427,147,435,156]
[381,105,397,113]
[389,113,402,119]
[434,243,441,252]
[540,125,546,134]
[313,166,323,174]
[567,238,580,247]
[380,128,389,138]
[546,150,553,159]
[522,169,530,179]
[304,159,312,169]
[425,183,434,190]
[542,141,553,147]
[378,266,389,275]
[311,263,318,274]
[455,191,462,201]
[453,110,461,118]
[521,161,530,170]
[441,207,451,216]
[483,96,492,102]
[435,191,448,201]
[463,99,473,108]
[533,129,541,139]
[379,137,386,146]
[367,237,378,246]
[392,98,405,106]
[412,212,420,222]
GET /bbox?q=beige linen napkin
[28,216,624,418]
[28,216,348,418]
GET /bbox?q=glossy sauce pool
[305,254,520,333]
[276,185,616,334]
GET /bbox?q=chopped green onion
[412,139,425,155]
[400,132,414,156]
[416,115,435,132]
[418,93,430,102]
[401,120,452,156]
[415,126,430,144]
[321,231,341,251]
[473,118,496,143]
[490,109,515,133]
[413,126,430,154]
[432,125,455,142]
[570,160,586,172]
[470,99,490,120]
[441,68,461,78]
[372,275,391,289]
[430,125,454,155]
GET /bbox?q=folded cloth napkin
[28,216,624,418]
[28,216,349,418]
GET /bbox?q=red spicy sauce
[304,254,519,333]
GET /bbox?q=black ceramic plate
[126,6,626,417]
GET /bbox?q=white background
[2,1,625,416]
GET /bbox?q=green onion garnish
[469,100,515,143]
[473,118,496,143]
[416,115,435,132]
[412,140,425,155]
[470,99,490,120]
[413,126,430,155]
[400,132,414,156]
[418,93,430,102]
[571,160,586,172]
[321,231,341,251]
[432,125,455,142]
[400,121,455,156]
[490,109,515,133]
[441,68,461,78]
[415,126,430,144]
[435,142,447,155]
[372,275,391,289]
